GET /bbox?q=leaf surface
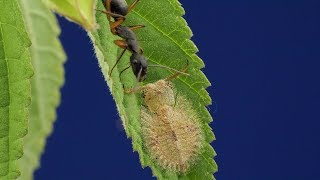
[17,0,66,179]
[90,0,217,179]
[46,0,97,31]
[0,0,33,179]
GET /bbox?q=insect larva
[138,80,204,173]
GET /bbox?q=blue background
[35,0,320,180]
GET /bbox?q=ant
[109,27,188,82]
[97,0,147,81]
[109,25,148,82]
[110,25,190,82]
[97,0,187,82]
[98,0,145,35]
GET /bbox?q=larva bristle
[142,80,175,113]
[140,80,203,174]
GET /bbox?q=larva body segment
[140,80,203,173]
[142,80,175,113]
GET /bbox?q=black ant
[98,0,145,35]
[108,26,190,82]
[97,0,147,81]
[97,0,187,82]
[109,25,148,82]
[107,25,190,82]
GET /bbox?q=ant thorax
[140,80,203,173]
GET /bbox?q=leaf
[0,0,34,179]
[17,0,66,179]
[89,0,217,179]
[45,0,97,31]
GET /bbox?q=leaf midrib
[132,9,192,63]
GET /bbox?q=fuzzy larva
[130,80,204,173]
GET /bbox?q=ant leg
[110,18,125,34]
[119,65,131,78]
[124,84,145,94]
[95,9,126,19]
[114,39,128,49]
[123,67,146,94]
[105,0,126,34]
[95,9,125,34]
[128,25,145,31]
[127,0,140,14]
[95,8,125,34]
[106,0,112,22]
[109,47,128,77]
[125,67,145,93]
[173,90,179,107]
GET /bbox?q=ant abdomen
[110,0,128,16]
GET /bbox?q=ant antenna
[148,64,189,76]
[165,59,189,81]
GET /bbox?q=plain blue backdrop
[35,0,320,180]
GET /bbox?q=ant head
[130,53,148,82]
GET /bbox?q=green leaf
[45,0,97,31]
[0,0,34,179]
[89,0,217,179]
[17,0,66,179]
